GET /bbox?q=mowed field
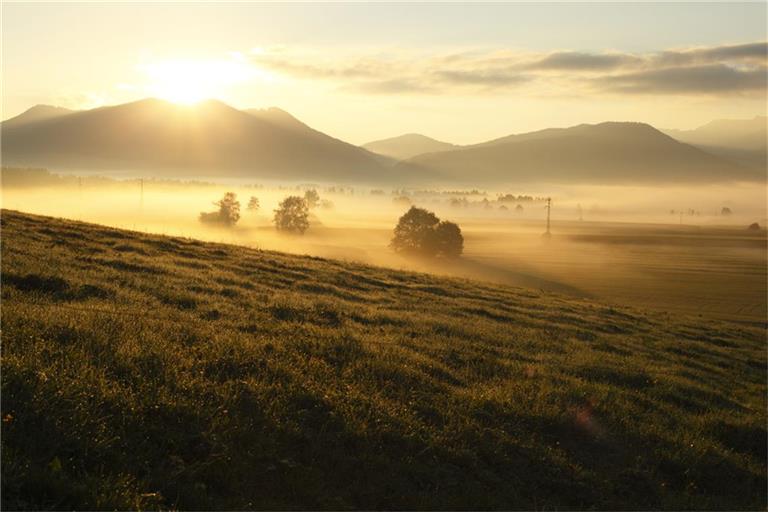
[1,209,766,510]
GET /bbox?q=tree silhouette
[274,196,310,234]
[304,189,320,209]
[435,221,463,258]
[391,206,463,258]
[199,192,240,225]
[247,196,260,212]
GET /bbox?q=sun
[141,58,261,105]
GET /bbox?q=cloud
[435,69,531,87]
[657,42,768,67]
[249,41,767,97]
[350,79,435,95]
[600,64,767,94]
[529,51,641,71]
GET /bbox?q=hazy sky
[2,2,766,144]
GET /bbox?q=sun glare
[141,58,262,105]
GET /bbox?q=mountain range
[1,99,390,183]
[2,99,764,185]
[392,122,760,184]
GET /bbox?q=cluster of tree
[323,186,356,195]
[387,189,485,198]
[200,189,329,235]
[391,206,463,258]
[274,196,310,234]
[447,196,523,212]
[497,194,544,203]
[669,209,701,216]
[200,192,241,225]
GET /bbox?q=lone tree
[391,206,463,258]
[199,192,241,226]
[274,196,310,234]
[304,189,320,209]
[247,196,260,212]
[435,220,463,258]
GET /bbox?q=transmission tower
[543,197,552,238]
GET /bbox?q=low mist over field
[3,168,766,322]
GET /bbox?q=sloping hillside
[1,105,77,127]
[363,133,458,160]
[0,99,393,184]
[398,122,756,184]
[1,209,765,510]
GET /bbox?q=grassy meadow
[1,209,766,510]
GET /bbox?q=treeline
[0,167,219,189]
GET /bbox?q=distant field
[2,209,765,510]
[459,220,768,323]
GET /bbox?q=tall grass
[1,209,765,510]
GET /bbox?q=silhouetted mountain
[2,105,76,127]
[663,116,766,170]
[245,107,309,131]
[363,133,458,160]
[1,99,392,183]
[396,122,756,184]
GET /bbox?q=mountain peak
[363,133,457,160]
[3,104,76,126]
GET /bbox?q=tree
[721,207,732,216]
[247,196,260,212]
[304,189,320,209]
[199,192,240,225]
[435,221,463,258]
[274,196,310,234]
[390,206,463,258]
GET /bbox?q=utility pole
[577,203,583,222]
[543,197,552,239]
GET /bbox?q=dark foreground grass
[1,209,766,510]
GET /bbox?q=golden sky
[2,2,766,144]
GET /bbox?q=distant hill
[0,99,394,184]
[397,122,758,184]
[663,116,767,170]
[363,133,458,160]
[2,104,77,127]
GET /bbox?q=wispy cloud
[528,51,641,71]
[249,41,767,97]
[599,64,767,94]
